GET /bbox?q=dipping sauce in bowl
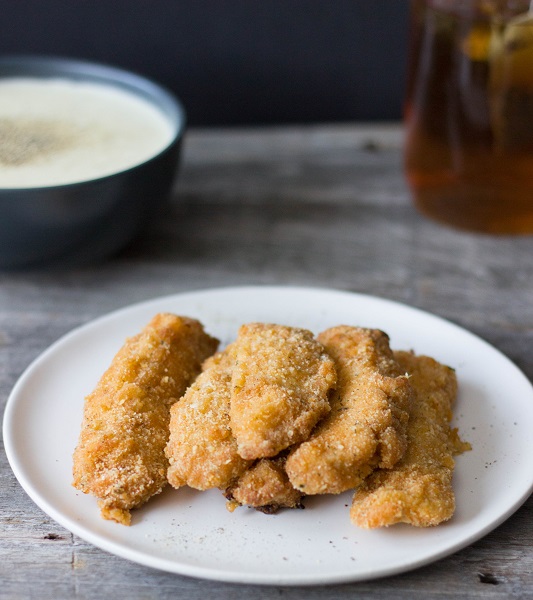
[0,78,176,188]
[0,56,186,269]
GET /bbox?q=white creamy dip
[0,78,175,188]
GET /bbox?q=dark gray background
[0,0,409,126]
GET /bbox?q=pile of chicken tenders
[72,313,470,527]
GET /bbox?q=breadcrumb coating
[73,314,470,529]
[166,346,251,491]
[286,326,412,495]
[230,323,337,460]
[350,351,471,528]
[72,313,218,525]
[225,456,304,514]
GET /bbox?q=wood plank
[1,124,532,599]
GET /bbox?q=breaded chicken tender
[166,346,251,491]
[286,326,412,495]
[72,314,218,525]
[350,351,471,528]
[230,323,337,460]
[225,456,304,514]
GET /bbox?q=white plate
[4,286,533,586]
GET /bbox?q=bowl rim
[0,54,187,192]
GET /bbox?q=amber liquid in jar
[405,0,533,233]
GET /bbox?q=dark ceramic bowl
[0,55,186,269]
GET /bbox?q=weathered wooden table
[1,124,532,599]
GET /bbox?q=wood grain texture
[1,124,532,599]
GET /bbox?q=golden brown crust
[286,326,412,495]
[165,346,251,491]
[229,323,337,460]
[350,351,470,528]
[72,313,218,525]
[225,456,304,513]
